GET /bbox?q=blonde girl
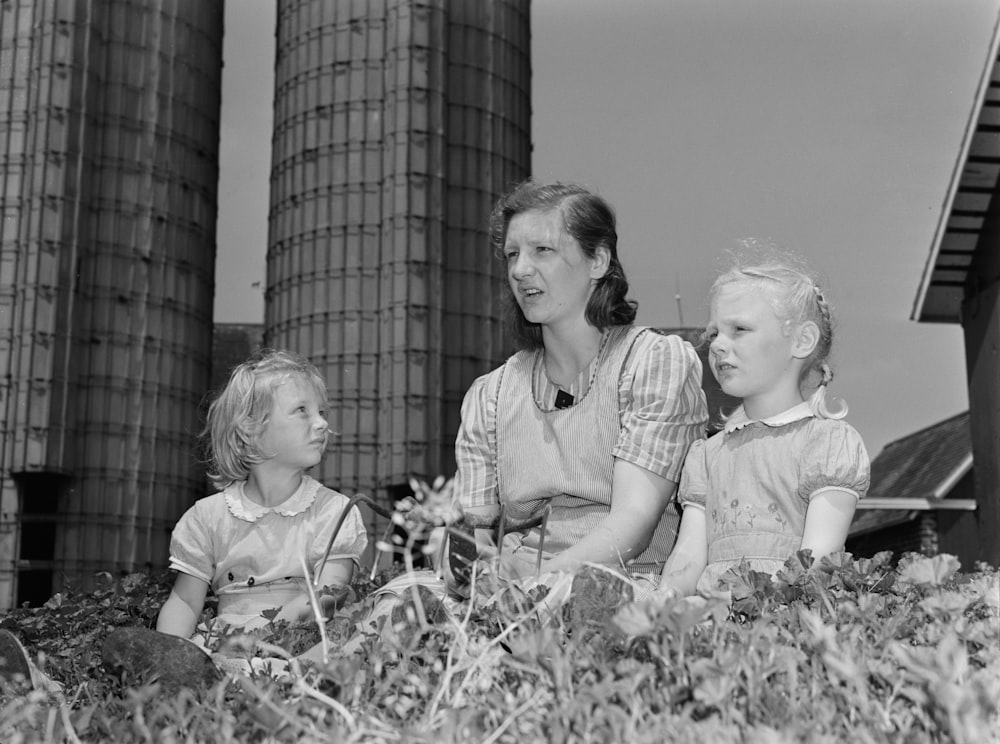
[157,350,367,638]
[660,254,869,596]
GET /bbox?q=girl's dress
[168,474,368,630]
[455,325,708,578]
[678,402,869,594]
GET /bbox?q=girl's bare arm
[658,504,707,596]
[156,573,209,638]
[801,489,858,560]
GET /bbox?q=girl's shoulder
[311,479,351,504]
[192,487,237,514]
[772,415,870,472]
[800,414,865,441]
[307,478,358,512]
[802,415,868,455]
[172,487,237,531]
[698,430,726,455]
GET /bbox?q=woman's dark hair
[489,180,637,350]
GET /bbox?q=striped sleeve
[613,332,708,482]
[453,369,500,510]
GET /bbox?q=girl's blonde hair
[204,349,328,489]
[711,247,845,419]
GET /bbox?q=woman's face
[502,208,607,331]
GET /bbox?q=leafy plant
[1,482,998,743]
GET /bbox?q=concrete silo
[0,0,224,608]
[267,0,531,539]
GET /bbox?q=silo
[0,0,223,608]
[267,0,531,539]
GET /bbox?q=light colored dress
[168,475,368,629]
[455,325,708,577]
[678,402,870,594]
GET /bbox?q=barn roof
[913,15,1000,323]
[850,411,972,537]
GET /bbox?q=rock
[0,629,33,685]
[102,627,221,691]
[564,566,635,631]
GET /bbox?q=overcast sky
[215,0,999,457]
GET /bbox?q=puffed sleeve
[797,420,871,502]
[614,332,709,482]
[677,437,709,509]
[312,489,368,569]
[168,500,217,584]
[453,369,500,510]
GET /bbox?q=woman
[451,180,708,586]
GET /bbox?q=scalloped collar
[723,401,814,434]
[224,476,320,523]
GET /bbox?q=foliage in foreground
[1,548,997,744]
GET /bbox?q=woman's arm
[156,573,209,638]
[801,489,858,560]
[540,459,677,574]
[462,504,502,553]
[659,505,708,596]
[530,332,705,577]
[526,334,705,579]
[444,374,502,590]
[453,374,500,513]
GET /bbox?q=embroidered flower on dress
[767,501,788,528]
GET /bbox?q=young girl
[157,350,368,639]
[659,254,869,597]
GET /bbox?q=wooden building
[848,412,978,568]
[912,17,1000,566]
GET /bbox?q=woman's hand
[658,504,708,598]
[543,460,677,574]
[654,583,679,601]
[274,596,315,624]
[275,584,355,624]
[278,558,356,622]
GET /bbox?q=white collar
[723,401,815,434]
[224,475,320,523]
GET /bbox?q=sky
[215,0,1000,458]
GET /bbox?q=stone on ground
[102,627,220,691]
